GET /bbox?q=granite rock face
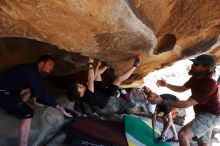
[0,0,219,85]
[0,2,219,144]
[0,97,73,146]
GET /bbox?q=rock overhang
[0,0,219,86]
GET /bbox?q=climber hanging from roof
[70,56,141,113]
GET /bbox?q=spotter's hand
[156,79,167,87]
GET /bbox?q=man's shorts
[0,90,34,119]
[187,113,220,144]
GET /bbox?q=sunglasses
[192,63,201,66]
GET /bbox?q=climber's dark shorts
[0,90,34,119]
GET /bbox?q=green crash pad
[124,115,171,146]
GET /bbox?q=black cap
[190,54,216,68]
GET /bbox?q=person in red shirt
[148,54,220,146]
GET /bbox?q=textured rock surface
[0,0,220,84]
[0,1,219,144]
[0,97,73,146]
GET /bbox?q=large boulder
[0,0,219,85]
[0,97,73,146]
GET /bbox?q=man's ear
[206,67,213,73]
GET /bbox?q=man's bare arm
[157,79,188,92]
[162,97,198,108]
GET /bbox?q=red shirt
[184,76,220,115]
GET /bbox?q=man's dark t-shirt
[184,76,220,116]
[0,64,57,108]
